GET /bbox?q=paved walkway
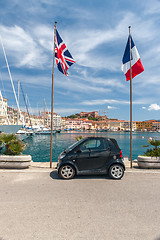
[1,169,160,240]
[0,160,160,174]
[1,160,160,240]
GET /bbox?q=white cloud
[0,9,158,74]
[143,0,160,15]
[81,99,127,106]
[1,3,160,121]
[33,25,53,51]
[148,104,160,111]
[107,105,117,110]
[0,24,49,69]
[72,68,125,89]
[81,98,147,106]
[65,12,157,72]
[0,71,51,86]
[56,76,112,94]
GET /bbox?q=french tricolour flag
[121,36,144,81]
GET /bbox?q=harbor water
[23,131,160,162]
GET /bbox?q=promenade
[0,160,159,173]
[0,162,160,240]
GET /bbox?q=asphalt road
[0,171,160,240]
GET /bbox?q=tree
[75,136,83,141]
[0,134,25,155]
[143,139,160,157]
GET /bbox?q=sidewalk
[1,168,160,240]
[0,160,160,174]
[123,160,160,174]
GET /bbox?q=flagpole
[129,26,133,168]
[50,21,57,168]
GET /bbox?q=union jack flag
[55,29,75,76]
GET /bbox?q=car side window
[80,139,104,151]
[104,140,110,150]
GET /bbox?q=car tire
[108,164,124,180]
[59,164,75,180]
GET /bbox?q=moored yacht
[32,125,56,135]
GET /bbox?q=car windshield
[64,139,84,153]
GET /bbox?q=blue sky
[0,0,160,121]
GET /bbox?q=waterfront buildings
[41,112,62,129]
[80,111,99,118]
[0,97,159,131]
[0,97,8,124]
[136,121,153,131]
[152,121,160,131]
[0,96,62,129]
[64,118,93,130]
[108,120,137,131]
[63,117,159,132]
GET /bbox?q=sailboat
[16,81,35,139]
[32,99,56,135]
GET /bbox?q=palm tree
[0,133,25,155]
[75,136,83,141]
[143,139,160,157]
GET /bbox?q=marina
[23,131,160,162]
[1,1,160,240]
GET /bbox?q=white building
[152,122,160,131]
[64,119,93,130]
[0,97,8,124]
[53,113,62,129]
[41,112,62,129]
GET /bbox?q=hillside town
[0,97,160,132]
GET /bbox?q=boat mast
[44,98,45,126]
[17,80,20,125]
[26,94,32,115]
[0,36,25,126]
[20,82,32,129]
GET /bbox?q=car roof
[82,136,112,141]
[82,136,119,145]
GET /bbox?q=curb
[125,169,160,174]
[1,168,160,174]
[0,161,160,174]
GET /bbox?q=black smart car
[57,137,125,180]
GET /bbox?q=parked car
[57,137,125,180]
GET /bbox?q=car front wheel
[109,164,124,180]
[59,165,75,179]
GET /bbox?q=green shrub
[143,139,160,157]
[0,133,25,155]
[75,136,83,141]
